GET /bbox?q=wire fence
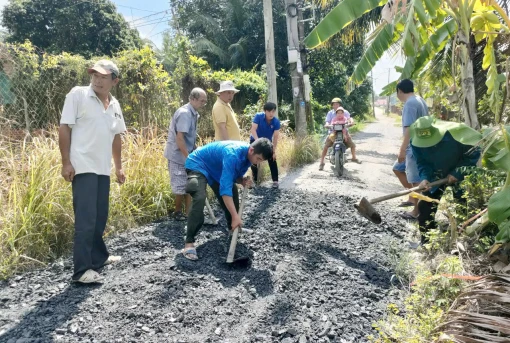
[0,42,181,142]
[0,46,73,141]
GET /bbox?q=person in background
[182,139,273,260]
[409,116,480,245]
[164,88,207,221]
[249,102,280,188]
[212,81,241,141]
[58,60,125,284]
[319,105,358,170]
[392,79,428,220]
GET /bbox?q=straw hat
[215,81,239,95]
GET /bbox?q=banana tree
[304,0,510,129]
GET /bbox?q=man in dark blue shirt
[410,116,481,244]
[182,138,273,260]
[250,102,281,187]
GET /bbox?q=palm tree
[305,0,510,129]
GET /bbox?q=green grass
[369,249,466,343]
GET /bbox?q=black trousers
[417,187,445,244]
[72,173,110,280]
[251,157,278,182]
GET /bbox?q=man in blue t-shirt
[182,138,273,260]
[392,79,428,220]
[249,102,281,187]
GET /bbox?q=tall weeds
[0,130,173,278]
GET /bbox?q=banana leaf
[347,23,396,92]
[304,0,387,48]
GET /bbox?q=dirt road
[0,110,412,343]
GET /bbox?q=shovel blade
[355,197,382,224]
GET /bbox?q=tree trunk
[458,30,480,129]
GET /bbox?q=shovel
[226,184,250,265]
[355,178,449,224]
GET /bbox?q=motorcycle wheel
[334,150,343,177]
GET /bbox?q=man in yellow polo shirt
[212,80,241,141]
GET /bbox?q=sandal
[398,201,414,208]
[351,158,361,164]
[182,247,198,261]
[75,269,104,284]
[319,163,325,171]
[399,211,418,221]
[173,212,187,221]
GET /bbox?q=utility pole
[263,0,278,114]
[297,3,313,133]
[386,68,391,115]
[285,0,308,138]
[371,70,376,118]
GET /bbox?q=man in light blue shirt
[164,88,207,221]
[182,138,273,260]
[392,79,428,220]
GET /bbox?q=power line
[150,29,171,38]
[115,4,158,13]
[132,16,171,29]
[146,15,169,36]
[127,10,168,23]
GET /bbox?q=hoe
[355,178,449,224]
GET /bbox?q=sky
[372,51,405,96]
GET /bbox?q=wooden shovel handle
[226,185,248,263]
[369,178,449,205]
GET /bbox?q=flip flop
[319,163,325,171]
[351,158,361,164]
[75,269,104,284]
[182,248,198,261]
[398,201,414,207]
[399,212,418,221]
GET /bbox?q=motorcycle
[328,123,348,177]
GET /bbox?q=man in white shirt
[58,60,126,284]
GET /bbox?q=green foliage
[304,0,386,48]
[308,40,372,121]
[0,40,268,134]
[308,0,510,126]
[1,0,141,57]
[476,125,510,242]
[169,0,290,100]
[289,135,322,167]
[371,256,464,343]
[113,47,175,128]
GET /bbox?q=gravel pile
[0,186,408,343]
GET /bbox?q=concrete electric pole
[263,0,278,113]
[285,0,309,138]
